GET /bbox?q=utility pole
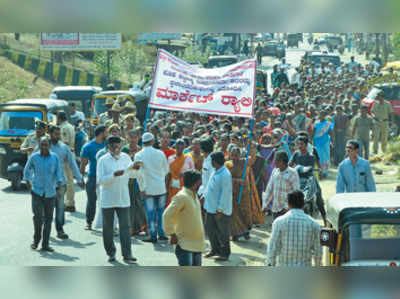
[107,50,111,82]
[375,33,381,58]
[383,33,388,65]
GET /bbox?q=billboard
[40,33,121,51]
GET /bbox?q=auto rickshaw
[0,99,69,190]
[50,86,102,120]
[91,90,148,126]
[321,192,400,266]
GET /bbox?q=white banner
[149,49,256,118]
[40,33,121,51]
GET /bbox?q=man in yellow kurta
[163,170,206,266]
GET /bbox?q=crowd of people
[22,52,393,266]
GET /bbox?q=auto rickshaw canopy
[327,192,400,230]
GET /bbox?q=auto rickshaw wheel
[11,173,22,191]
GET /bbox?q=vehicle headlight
[0,146,6,155]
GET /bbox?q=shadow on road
[1,185,29,195]
[50,237,96,249]
[69,211,86,220]
[38,250,80,262]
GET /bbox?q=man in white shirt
[262,151,300,220]
[134,132,170,243]
[198,137,215,198]
[97,136,141,264]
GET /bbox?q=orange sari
[166,154,186,207]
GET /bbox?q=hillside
[0,56,56,103]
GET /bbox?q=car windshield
[347,224,400,261]
[310,55,340,67]
[0,110,43,136]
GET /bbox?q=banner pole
[141,49,162,140]
[237,58,257,205]
[237,117,254,204]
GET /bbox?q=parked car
[321,192,400,266]
[0,99,69,190]
[362,83,400,134]
[206,55,238,68]
[287,34,299,48]
[308,52,341,68]
[262,41,285,58]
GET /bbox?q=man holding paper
[97,136,143,264]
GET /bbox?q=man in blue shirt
[24,136,63,252]
[336,140,376,193]
[80,125,107,230]
[204,151,232,262]
[47,125,84,239]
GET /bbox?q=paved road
[0,177,255,266]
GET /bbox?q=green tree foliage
[176,45,211,65]
[391,33,400,60]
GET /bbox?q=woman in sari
[122,129,147,236]
[166,139,194,207]
[312,110,332,178]
[225,145,264,242]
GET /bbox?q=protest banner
[148,49,256,118]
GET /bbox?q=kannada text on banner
[149,49,256,118]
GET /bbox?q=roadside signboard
[40,33,121,51]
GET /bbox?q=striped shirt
[263,166,300,213]
[266,209,322,266]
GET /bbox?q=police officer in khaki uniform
[20,120,47,157]
[57,111,77,212]
[99,98,114,126]
[104,103,123,128]
[122,101,140,126]
[371,90,394,155]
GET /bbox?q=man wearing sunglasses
[336,140,376,193]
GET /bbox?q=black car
[262,41,285,58]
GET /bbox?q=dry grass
[0,56,56,103]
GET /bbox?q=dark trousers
[175,245,202,266]
[85,176,97,225]
[31,192,55,248]
[315,180,327,219]
[205,212,231,258]
[55,185,66,232]
[102,207,132,258]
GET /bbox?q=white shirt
[134,145,169,196]
[97,152,138,208]
[198,154,214,196]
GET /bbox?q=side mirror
[320,228,337,253]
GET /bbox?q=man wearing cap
[20,120,47,157]
[134,132,169,243]
[105,103,122,127]
[371,91,393,155]
[57,111,77,213]
[332,105,349,166]
[99,98,114,126]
